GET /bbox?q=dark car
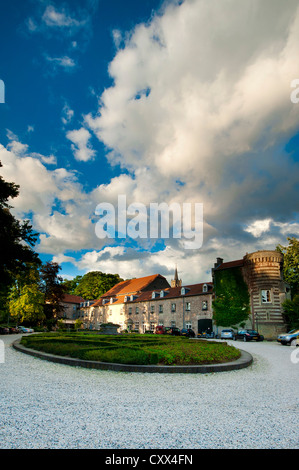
[181,328,195,338]
[235,329,264,342]
[8,327,19,334]
[165,327,181,336]
[0,326,9,334]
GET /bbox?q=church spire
[171,265,182,288]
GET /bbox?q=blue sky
[0,0,299,285]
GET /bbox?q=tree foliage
[213,268,250,328]
[40,262,66,320]
[282,294,299,330]
[63,271,123,300]
[8,264,45,324]
[277,237,299,297]
[0,162,40,292]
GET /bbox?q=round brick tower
[242,250,290,338]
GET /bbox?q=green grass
[20,332,241,366]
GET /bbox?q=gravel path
[0,334,298,449]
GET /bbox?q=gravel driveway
[0,334,298,449]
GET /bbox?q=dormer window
[124,296,128,302]
[181,287,186,295]
[160,290,164,298]
[152,291,157,299]
[130,294,134,301]
[203,284,208,293]
[110,297,113,304]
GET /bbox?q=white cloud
[245,219,272,238]
[42,5,86,30]
[61,103,74,125]
[66,127,96,162]
[46,55,76,70]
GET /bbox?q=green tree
[62,275,83,295]
[73,271,123,299]
[213,268,250,328]
[277,237,299,297]
[40,262,66,321]
[0,162,40,293]
[9,283,45,325]
[282,294,299,330]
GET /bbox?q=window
[171,303,176,312]
[186,322,192,329]
[171,321,176,327]
[159,305,163,313]
[151,305,155,313]
[261,290,271,303]
[109,309,112,316]
[128,307,132,315]
[186,302,191,311]
[150,322,155,331]
[135,306,139,314]
[135,321,139,331]
[202,301,208,310]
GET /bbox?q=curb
[12,339,253,374]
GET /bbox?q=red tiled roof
[134,282,213,303]
[92,274,168,307]
[61,294,84,304]
[214,259,244,270]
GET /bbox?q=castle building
[212,250,291,338]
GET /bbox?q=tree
[213,268,250,328]
[8,263,45,325]
[277,237,299,297]
[9,283,45,325]
[0,162,40,292]
[62,275,82,295]
[40,262,66,321]
[71,271,123,300]
[282,294,299,330]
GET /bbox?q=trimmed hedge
[20,332,241,366]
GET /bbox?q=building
[85,272,213,335]
[60,294,85,328]
[212,250,291,338]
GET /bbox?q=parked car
[165,327,181,336]
[277,329,299,346]
[181,328,195,338]
[197,330,215,339]
[235,329,264,342]
[0,326,10,334]
[18,326,34,333]
[220,329,235,340]
[8,327,19,334]
[155,325,166,334]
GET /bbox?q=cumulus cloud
[5,0,299,283]
[66,127,96,162]
[85,0,299,231]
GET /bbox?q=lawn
[20,332,241,366]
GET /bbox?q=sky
[0,0,299,286]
